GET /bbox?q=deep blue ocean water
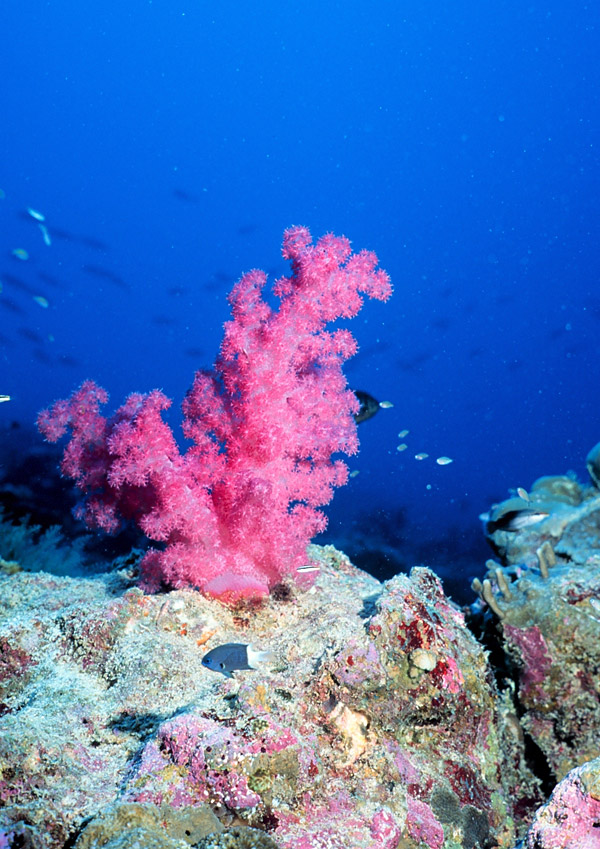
[1,1,598,601]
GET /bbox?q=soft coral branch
[38,226,391,601]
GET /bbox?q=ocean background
[1,0,598,603]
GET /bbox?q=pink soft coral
[38,226,391,600]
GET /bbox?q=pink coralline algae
[406,797,445,849]
[503,623,553,704]
[37,227,391,602]
[125,712,307,818]
[369,810,402,849]
[126,714,262,811]
[525,757,600,848]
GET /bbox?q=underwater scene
[1,2,600,847]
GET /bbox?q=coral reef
[0,538,538,848]
[73,801,223,848]
[474,470,600,782]
[5,442,600,846]
[37,228,391,601]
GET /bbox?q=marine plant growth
[38,227,391,600]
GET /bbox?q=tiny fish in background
[27,207,45,222]
[202,643,276,678]
[415,453,429,460]
[516,487,530,502]
[39,224,52,246]
[436,456,453,465]
[0,395,11,403]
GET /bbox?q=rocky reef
[475,459,600,784]
[3,446,600,847]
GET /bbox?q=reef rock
[0,539,539,849]
[525,756,600,848]
[476,473,600,781]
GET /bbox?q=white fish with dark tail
[485,508,549,534]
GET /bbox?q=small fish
[398,429,409,438]
[202,643,275,678]
[0,395,10,403]
[436,456,453,466]
[516,487,530,502]
[352,391,394,423]
[297,564,320,573]
[12,248,29,261]
[353,390,380,424]
[27,207,45,222]
[173,188,200,203]
[33,295,49,308]
[486,509,549,534]
[18,327,44,344]
[82,264,129,289]
[415,453,429,460]
[397,443,408,452]
[39,224,51,246]
[349,469,360,478]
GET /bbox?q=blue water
[1,1,598,598]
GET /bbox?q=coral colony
[37,226,392,601]
[6,228,600,848]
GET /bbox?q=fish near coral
[202,643,275,678]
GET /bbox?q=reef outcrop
[4,444,600,847]
[0,542,536,848]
